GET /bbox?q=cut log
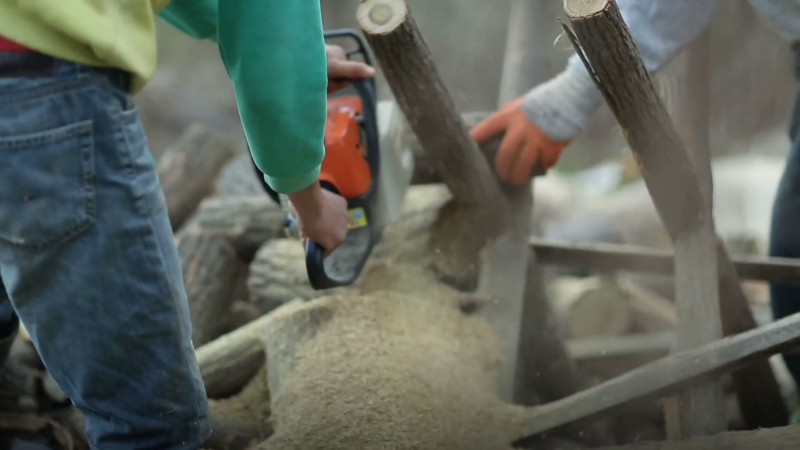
[0,357,40,413]
[195,304,299,399]
[357,0,506,211]
[618,278,678,333]
[247,239,354,314]
[206,365,272,450]
[550,276,634,339]
[550,276,677,340]
[220,300,263,335]
[195,196,285,262]
[562,0,787,429]
[156,124,239,231]
[45,407,87,450]
[594,425,800,450]
[516,311,800,440]
[177,225,248,347]
[215,152,268,199]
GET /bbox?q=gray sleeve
[567,0,719,74]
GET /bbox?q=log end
[563,0,612,17]
[357,0,409,35]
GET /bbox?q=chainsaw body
[251,28,412,291]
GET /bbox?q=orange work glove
[470,97,570,186]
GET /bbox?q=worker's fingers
[509,140,540,186]
[328,59,375,81]
[328,80,349,94]
[494,128,526,182]
[541,140,568,170]
[470,111,508,144]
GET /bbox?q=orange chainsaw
[250,29,381,291]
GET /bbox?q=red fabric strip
[0,35,31,52]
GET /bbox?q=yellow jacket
[0,1,171,93]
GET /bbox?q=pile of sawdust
[258,266,528,450]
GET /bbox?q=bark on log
[0,358,40,413]
[356,0,506,212]
[562,0,787,429]
[157,124,239,231]
[215,151,267,199]
[594,425,800,450]
[517,311,800,440]
[195,196,285,262]
[205,365,272,450]
[177,226,248,347]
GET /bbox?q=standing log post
[357,0,530,401]
[496,0,594,414]
[356,0,507,211]
[562,0,787,429]
[660,30,727,438]
[177,225,249,347]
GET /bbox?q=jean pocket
[0,120,96,251]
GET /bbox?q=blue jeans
[0,52,209,449]
[771,42,800,393]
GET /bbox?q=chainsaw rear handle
[304,183,341,290]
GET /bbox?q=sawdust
[258,264,528,450]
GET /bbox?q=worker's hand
[326,44,375,93]
[470,97,570,186]
[471,64,605,185]
[287,182,349,255]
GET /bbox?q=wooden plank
[529,238,800,284]
[594,425,800,450]
[561,0,787,427]
[494,0,592,413]
[517,311,800,439]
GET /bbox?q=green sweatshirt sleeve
[157,0,218,42]
[158,0,328,194]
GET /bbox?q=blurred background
[138,0,797,258]
[140,0,795,169]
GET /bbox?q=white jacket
[524,0,800,142]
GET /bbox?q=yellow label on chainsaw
[347,207,368,229]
